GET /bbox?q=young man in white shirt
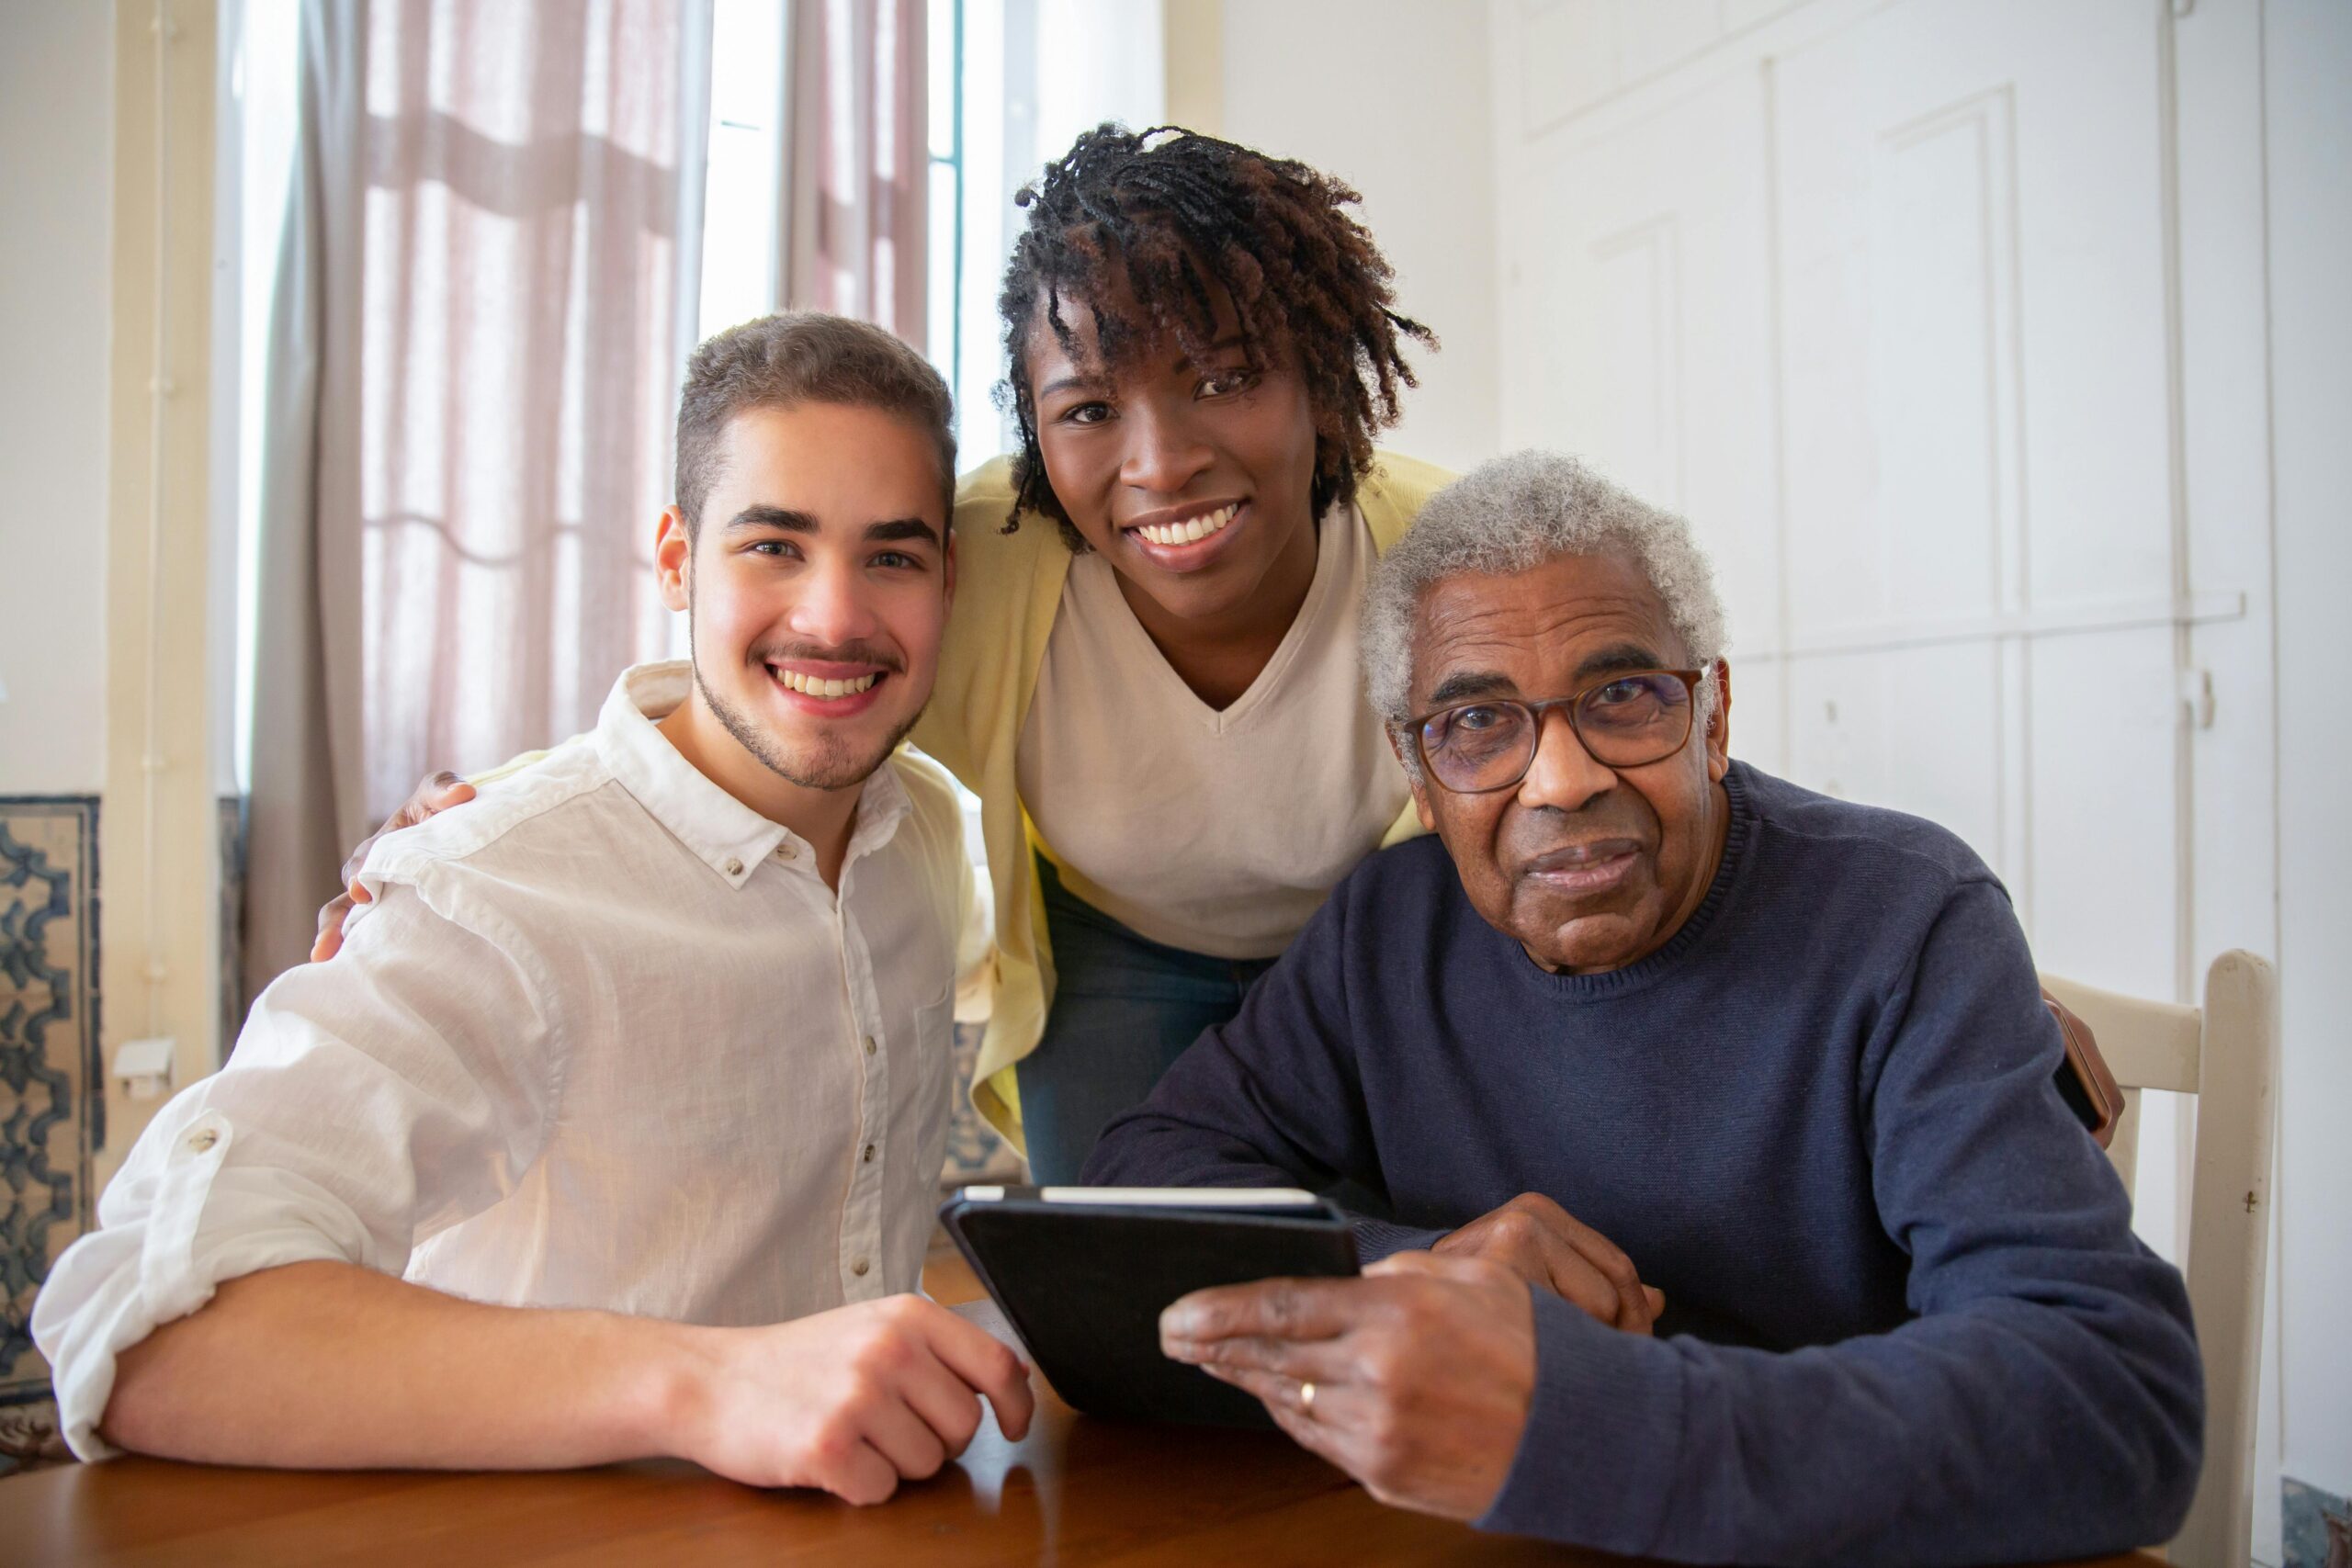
[32,313,1034,1504]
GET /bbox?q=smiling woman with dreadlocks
[313,125,1455,1183]
[908,125,1452,1178]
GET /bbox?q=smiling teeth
[1135,503,1238,547]
[776,670,879,698]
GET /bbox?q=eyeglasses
[1404,669,1707,795]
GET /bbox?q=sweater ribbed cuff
[1475,1290,1685,1553]
[1346,1216,1448,1264]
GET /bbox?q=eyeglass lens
[1418,673,1693,791]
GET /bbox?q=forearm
[1486,1286,2201,1566]
[102,1260,698,1471]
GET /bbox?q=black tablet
[938,1185,1360,1427]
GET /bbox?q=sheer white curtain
[243,0,712,999]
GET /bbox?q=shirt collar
[594,660,911,889]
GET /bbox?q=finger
[1198,1361,1332,1422]
[1365,1249,1443,1277]
[1257,1382,1364,1478]
[854,1387,950,1482]
[1538,1208,1654,1330]
[424,771,476,808]
[814,1436,903,1506]
[890,1343,989,1461]
[1541,1245,1636,1328]
[1645,1285,1666,1319]
[1165,1327,1364,1386]
[911,1303,1035,1441]
[1160,1278,1364,1348]
[311,893,356,963]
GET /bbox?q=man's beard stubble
[688,598,923,794]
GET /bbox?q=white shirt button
[775,843,797,862]
[851,1258,870,1277]
[862,1143,876,1163]
[862,1035,876,1056]
[722,856,743,877]
[188,1129,218,1154]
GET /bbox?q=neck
[1114,507,1321,710]
[656,688,862,886]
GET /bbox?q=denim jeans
[1016,858,1278,1184]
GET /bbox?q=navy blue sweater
[1086,761,2202,1566]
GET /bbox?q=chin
[1516,906,1655,975]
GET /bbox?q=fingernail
[1161,1336,1202,1362]
[1160,1303,1200,1337]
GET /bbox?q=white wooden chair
[2040,953,2279,1568]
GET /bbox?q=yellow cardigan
[914,451,1455,1149]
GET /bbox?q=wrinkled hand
[311,772,477,961]
[668,1294,1035,1503]
[1433,1192,1663,1333]
[1160,1251,1536,1522]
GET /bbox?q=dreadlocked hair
[998,124,1436,548]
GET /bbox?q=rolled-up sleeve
[31,878,554,1460]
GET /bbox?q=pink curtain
[244,0,709,999]
[784,0,928,345]
[356,0,708,821]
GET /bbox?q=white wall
[1216,0,1498,476]
[2266,0,2352,1511]
[0,4,113,795]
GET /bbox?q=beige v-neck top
[1014,507,1414,960]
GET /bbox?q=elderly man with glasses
[1083,452,2204,1566]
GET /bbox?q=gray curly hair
[1361,450,1729,745]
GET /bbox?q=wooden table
[0,1399,2169,1568]
[0,1275,2170,1566]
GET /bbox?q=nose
[1117,396,1215,495]
[786,553,882,649]
[1517,705,1617,814]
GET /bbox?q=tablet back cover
[944,1199,1358,1427]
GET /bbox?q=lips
[1522,839,1643,894]
[764,660,891,716]
[1130,502,1238,547]
[1120,499,1248,571]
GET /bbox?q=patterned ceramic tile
[2285,1476,2352,1568]
[0,796,99,1474]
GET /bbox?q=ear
[1385,726,1439,831]
[1703,660,1733,784]
[655,506,692,613]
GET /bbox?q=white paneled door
[1492,0,2270,1269]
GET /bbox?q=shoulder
[1736,761,2001,903]
[1359,450,1459,547]
[1328,831,1465,929]
[360,741,624,889]
[886,746,972,876]
[950,456,1062,572]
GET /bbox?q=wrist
[618,1315,721,1462]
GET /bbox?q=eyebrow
[1424,670,1519,708]
[865,517,943,547]
[721,505,818,535]
[1034,333,1251,401]
[721,507,941,548]
[1574,642,1668,680]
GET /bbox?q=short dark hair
[998,124,1436,547]
[675,312,956,535]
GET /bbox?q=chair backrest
[2039,953,2279,1568]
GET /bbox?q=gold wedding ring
[1299,1380,1317,1414]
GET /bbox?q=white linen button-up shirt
[33,662,977,1460]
